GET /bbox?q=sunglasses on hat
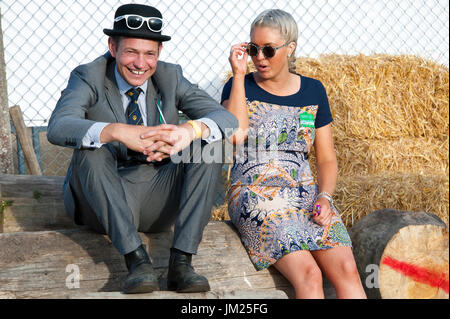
[114,14,165,32]
[246,42,290,58]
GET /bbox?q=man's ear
[108,37,117,58]
[158,42,163,56]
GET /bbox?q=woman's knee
[274,251,323,290]
[338,258,360,280]
[288,262,323,289]
[299,264,323,287]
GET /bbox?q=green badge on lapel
[299,112,315,128]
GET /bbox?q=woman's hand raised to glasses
[229,42,249,77]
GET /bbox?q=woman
[221,9,366,299]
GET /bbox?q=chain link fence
[1,0,449,175]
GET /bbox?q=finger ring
[315,204,321,216]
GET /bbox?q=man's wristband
[187,120,202,139]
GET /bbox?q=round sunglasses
[246,42,290,58]
[114,14,165,32]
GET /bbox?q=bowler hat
[103,4,171,42]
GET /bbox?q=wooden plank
[0,174,70,232]
[0,222,299,298]
[0,289,289,299]
[0,174,64,199]
[0,174,64,184]
[8,106,42,175]
[0,173,226,232]
[2,201,74,232]
[67,289,289,299]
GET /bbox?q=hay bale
[334,173,449,228]
[211,202,230,221]
[300,54,449,177]
[294,54,449,140]
[307,136,448,177]
[337,136,448,175]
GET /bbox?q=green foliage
[0,200,13,222]
[33,190,42,202]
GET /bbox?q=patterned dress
[221,73,352,271]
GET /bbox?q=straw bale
[334,173,449,228]
[212,168,232,221]
[294,54,449,140]
[307,135,449,177]
[211,202,230,221]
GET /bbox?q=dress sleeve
[314,80,333,129]
[220,77,233,104]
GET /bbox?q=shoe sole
[123,282,160,294]
[168,281,210,293]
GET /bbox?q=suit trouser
[67,140,222,256]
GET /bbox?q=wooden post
[0,8,14,174]
[9,105,42,175]
[0,183,3,233]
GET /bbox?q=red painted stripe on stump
[382,256,449,293]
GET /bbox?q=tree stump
[349,209,449,299]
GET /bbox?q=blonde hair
[250,9,298,73]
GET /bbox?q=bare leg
[311,246,367,299]
[273,250,324,299]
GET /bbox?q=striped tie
[125,87,147,162]
[126,87,143,125]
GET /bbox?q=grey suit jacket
[47,52,238,221]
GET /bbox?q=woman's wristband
[317,191,334,206]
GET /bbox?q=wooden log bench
[2,174,449,299]
[0,221,298,299]
[0,174,340,299]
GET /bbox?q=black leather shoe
[122,245,159,294]
[167,249,210,293]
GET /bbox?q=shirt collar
[114,64,148,96]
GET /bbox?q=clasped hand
[120,123,196,162]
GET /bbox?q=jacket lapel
[104,61,127,124]
[152,66,173,125]
[146,77,159,126]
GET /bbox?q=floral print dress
[221,73,352,271]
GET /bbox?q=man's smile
[128,68,147,75]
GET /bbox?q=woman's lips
[256,64,269,72]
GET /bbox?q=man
[47,4,238,294]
